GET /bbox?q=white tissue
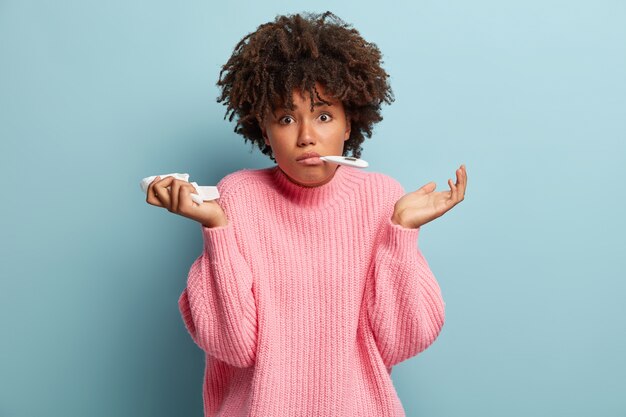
[140,173,219,205]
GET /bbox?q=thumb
[417,181,436,193]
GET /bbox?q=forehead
[270,87,340,111]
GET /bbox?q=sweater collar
[270,164,359,207]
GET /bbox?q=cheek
[269,142,288,160]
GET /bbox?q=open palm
[392,165,467,229]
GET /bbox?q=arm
[365,182,446,369]
[178,221,258,368]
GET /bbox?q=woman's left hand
[391,164,467,229]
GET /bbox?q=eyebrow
[279,101,332,110]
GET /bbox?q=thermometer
[319,155,369,168]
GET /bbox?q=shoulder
[216,167,274,200]
[350,169,405,199]
[336,168,405,211]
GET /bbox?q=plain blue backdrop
[1,1,625,416]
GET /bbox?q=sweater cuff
[380,217,421,258]
[200,222,240,264]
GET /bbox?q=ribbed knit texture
[178,165,445,416]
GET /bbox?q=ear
[344,117,352,141]
[259,118,270,146]
[256,114,270,146]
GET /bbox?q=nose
[297,119,316,147]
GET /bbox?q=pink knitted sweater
[178,165,445,416]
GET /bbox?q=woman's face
[261,83,351,187]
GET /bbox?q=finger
[448,178,457,202]
[171,181,180,213]
[458,164,467,201]
[146,176,163,207]
[416,181,436,194]
[154,176,175,210]
[170,179,191,213]
[462,165,467,194]
[449,167,462,203]
[175,183,195,212]
[178,183,197,212]
[453,167,462,201]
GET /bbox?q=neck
[278,166,339,188]
[270,165,361,207]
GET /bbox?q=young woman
[147,11,467,416]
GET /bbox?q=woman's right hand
[146,176,228,228]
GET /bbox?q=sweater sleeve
[178,222,258,368]
[365,182,445,369]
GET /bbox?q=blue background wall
[1,1,625,416]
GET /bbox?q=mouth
[296,152,323,166]
[296,152,321,161]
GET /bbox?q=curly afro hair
[216,11,394,161]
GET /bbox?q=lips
[296,152,321,161]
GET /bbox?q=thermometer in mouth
[319,155,369,168]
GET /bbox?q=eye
[319,113,333,122]
[279,115,294,125]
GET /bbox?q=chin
[281,164,337,187]
[301,173,335,187]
